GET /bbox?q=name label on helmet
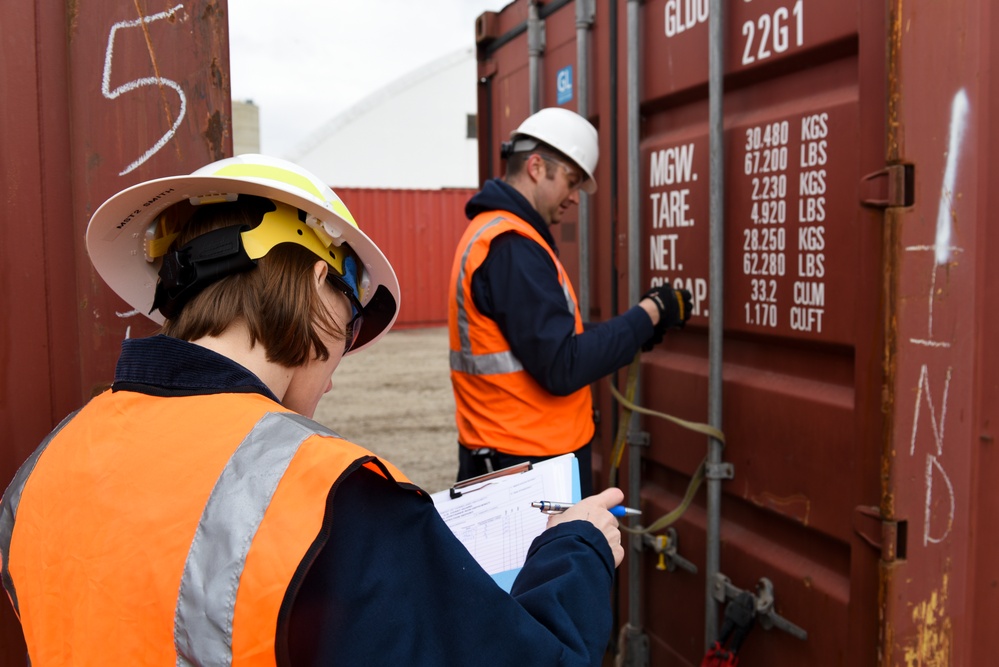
[114,187,177,231]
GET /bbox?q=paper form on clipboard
[430,453,580,592]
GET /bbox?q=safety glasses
[539,155,584,192]
[325,272,364,353]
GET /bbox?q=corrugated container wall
[336,188,476,328]
[475,1,997,666]
[0,2,230,663]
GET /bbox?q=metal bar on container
[704,0,726,649]
[483,0,572,57]
[625,0,645,648]
[528,1,543,113]
[576,0,594,321]
[609,0,620,322]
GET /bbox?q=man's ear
[526,153,546,185]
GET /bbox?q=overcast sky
[228,0,510,157]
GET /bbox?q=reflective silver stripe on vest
[560,274,575,317]
[175,412,340,667]
[0,411,80,617]
[451,216,574,376]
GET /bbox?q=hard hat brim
[86,173,400,354]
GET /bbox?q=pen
[531,501,642,517]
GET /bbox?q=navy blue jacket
[114,335,616,666]
[466,179,653,397]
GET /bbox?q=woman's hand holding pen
[546,487,625,567]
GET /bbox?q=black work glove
[640,285,693,351]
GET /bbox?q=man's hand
[639,286,693,350]
[546,487,625,566]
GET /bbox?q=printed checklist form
[431,453,580,592]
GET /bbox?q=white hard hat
[85,154,399,353]
[509,107,598,194]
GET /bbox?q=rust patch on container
[66,0,80,37]
[887,0,904,161]
[749,491,811,525]
[880,4,905,521]
[881,210,903,520]
[203,110,226,161]
[202,2,217,19]
[880,560,898,667]
[209,55,225,90]
[901,573,952,667]
[133,0,186,162]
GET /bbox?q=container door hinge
[859,163,914,208]
[852,505,907,562]
[713,574,809,641]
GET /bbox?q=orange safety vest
[448,211,595,457]
[0,389,416,666]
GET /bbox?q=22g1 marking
[742,0,803,66]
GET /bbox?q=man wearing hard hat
[449,108,692,495]
[1,154,627,665]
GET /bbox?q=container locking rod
[641,528,698,574]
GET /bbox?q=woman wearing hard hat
[0,155,624,666]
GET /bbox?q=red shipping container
[0,1,230,662]
[476,1,997,666]
[335,188,476,330]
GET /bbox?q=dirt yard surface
[314,326,458,494]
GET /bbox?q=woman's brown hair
[160,196,348,366]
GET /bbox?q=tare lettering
[650,191,693,229]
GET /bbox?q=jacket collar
[465,178,559,255]
[113,334,280,401]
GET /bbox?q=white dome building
[287,47,479,190]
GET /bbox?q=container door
[634,1,885,664]
[477,1,997,665]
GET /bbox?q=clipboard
[448,461,532,499]
[432,453,580,592]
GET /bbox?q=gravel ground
[313,326,458,494]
